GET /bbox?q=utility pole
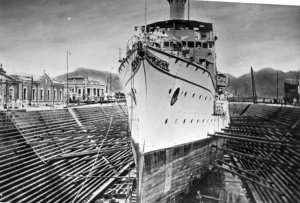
[66,51,70,107]
[251,67,257,103]
[276,69,279,101]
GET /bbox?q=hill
[227,68,298,98]
[54,67,122,92]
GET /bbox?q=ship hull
[119,47,229,202]
[136,137,224,202]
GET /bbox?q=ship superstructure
[118,0,229,202]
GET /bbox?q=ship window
[183,119,186,124]
[188,41,194,48]
[184,92,187,97]
[197,119,199,123]
[165,119,168,124]
[191,119,193,123]
[164,42,169,47]
[199,95,202,99]
[170,87,180,106]
[202,43,208,48]
[196,42,201,48]
[169,89,172,94]
[192,93,195,98]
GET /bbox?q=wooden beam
[209,133,300,149]
[216,146,300,169]
[213,163,283,195]
[49,146,130,161]
[217,159,272,184]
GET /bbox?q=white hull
[119,47,229,153]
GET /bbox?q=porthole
[205,96,207,100]
[171,88,180,106]
[199,95,202,99]
[191,119,193,123]
[202,119,205,123]
[197,119,199,123]
[184,92,187,97]
[169,89,172,94]
[192,93,195,98]
[165,119,168,124]
[183,119,186,124]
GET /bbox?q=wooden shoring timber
[70,143,129,149]
[250,114,292,127]
[27,138,129,146]
[223,151,273,172]
[217,159,273,184]
[225,141,287,155]
[90,154,133,171]
[213,163,284,195]
[59,174,134,179]
[229,122,287,129]
[43,132,102,138]
[209,133,300,149]
[215,146,300,170]
[86,162,134,203]
[79,159,134,178]
[48,146,130,161]
[222,128,289,139]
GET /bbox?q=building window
[59,90,62,101]
[40,89,44,101]
[32,88,36,101]
[47,89,50,101]
[53,89,57,101]
[23,87,27,100]
[78,88,81,95]
[9,87,14,101]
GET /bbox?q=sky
[0,0,299,77]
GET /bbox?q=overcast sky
[0,0,299,77]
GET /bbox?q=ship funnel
[167,0,187,20]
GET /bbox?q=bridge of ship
[125,20,216,67]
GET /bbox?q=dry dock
[0,103,299,203]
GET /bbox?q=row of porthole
[165,118,217,124]
[169,88,212,102]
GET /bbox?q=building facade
[0,64,65,109]
[65,76,105,101]
[284,78,300,104]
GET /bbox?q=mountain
[54,67,122,92]
[227,68,298,98]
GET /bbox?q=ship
[118,0,229,202]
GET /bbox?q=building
[0,64,65,109]
[284,78,299,104]
[65,76,105,101]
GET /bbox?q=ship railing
[126,35,144,56]
[125,33,214,70]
